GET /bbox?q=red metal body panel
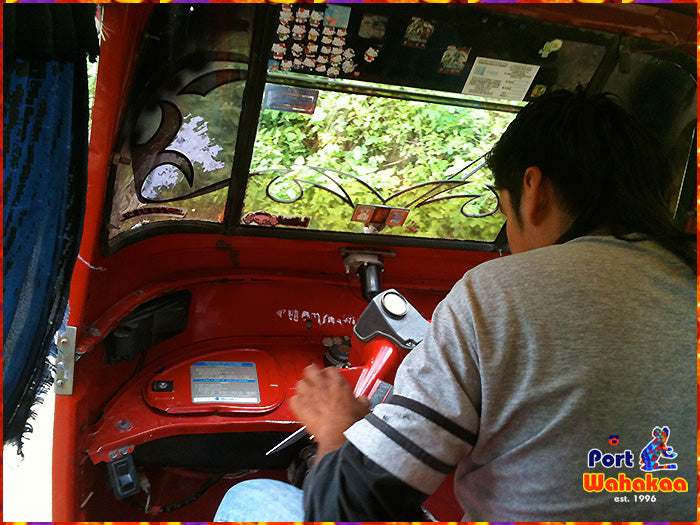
[53,6,152,519]
[145,348,286,415]
[86,334,406,464]
[352,337,409,396]
[74,236,493,357]
[86,339,315,463]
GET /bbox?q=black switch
[106,454,140,499]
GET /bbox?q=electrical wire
[126,471,226,514]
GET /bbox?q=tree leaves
[242,88,515,241]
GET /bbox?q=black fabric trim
[365,413,454,474]
[303,441,430,521]
[386,394,478,446]
[5,5,99,62]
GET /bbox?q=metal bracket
[55,326,77,395]
[110,152,132,166]
[339,248,395,274]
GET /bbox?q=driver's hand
[290,364,370,456]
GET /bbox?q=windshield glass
[242,83,515,241]
[107,5,254,239]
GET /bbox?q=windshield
[243,83,515,241]
[104,4,694,250]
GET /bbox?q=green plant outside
[243,88,515,242]
[103,68,516,243]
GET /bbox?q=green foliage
[87,58,99,140]
[245,89,514,242]
[113,77,514,242]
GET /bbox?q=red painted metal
[68,4,153,328]
[77,235,495,349]
[352,337,408,396]
[85,334,404,465]
[85,338,315,463]
[145,348,286,415]
[53,5,152,521]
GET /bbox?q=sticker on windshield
[279,4,293,25]
[325,5,351,29]
[263,84,319,115]
[462,57,540,102]
[402,18,435,49]
[242,211,310,228]
[351,204,409,226]
[438,46,470,75]
[359,15,388,40]
[190,361,261,404]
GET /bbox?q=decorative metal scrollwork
[252,163,500,219]
[130,63,247,204]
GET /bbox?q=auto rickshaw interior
[54,3,695,521]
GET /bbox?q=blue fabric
[4,58,73,391]
[213,479,305,521]
[3,56,87,446]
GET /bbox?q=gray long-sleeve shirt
[311,235,696,521]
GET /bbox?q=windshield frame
[102,3,696,256]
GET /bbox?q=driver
[214,90,696,521]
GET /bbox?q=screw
[59,337,70,346]
[87,327,101,337]
[158,382,169,390]
[108,450,119,460]
[116,419,133,432]
[56,379,65,387]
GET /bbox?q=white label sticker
[191,361,261,404]
[462,57,540,102]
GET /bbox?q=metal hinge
[55,326,77,395]
[110,152,132,166]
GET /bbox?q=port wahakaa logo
[583,426,688,494]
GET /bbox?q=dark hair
[487,89,695,272]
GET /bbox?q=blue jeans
[213,478,305,521]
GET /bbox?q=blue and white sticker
[190,361,261,404]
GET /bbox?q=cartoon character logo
[639,426,678,472]
[608,435,620,446]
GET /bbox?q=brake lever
[265,425,312,456]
